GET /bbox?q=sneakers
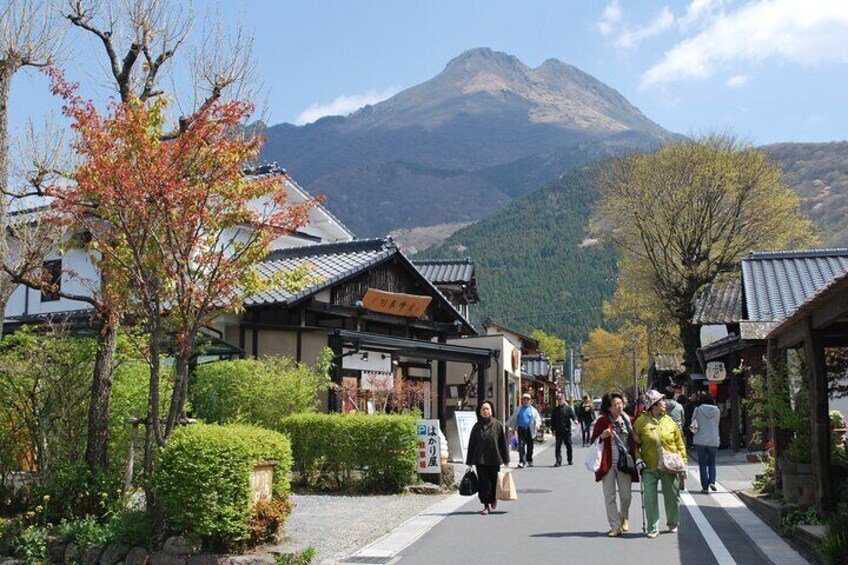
[646,531,659,539]
[554,462,561,467]
[668,524,679,533]
[608,529,621,538]
[528,461,534,467]
[710,484,717,491]
[517,462,526,469]
[701,488,709,494]
[620,518,629,532]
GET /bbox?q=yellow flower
[42,495,50,501]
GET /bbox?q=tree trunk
[0,65,13,338]
[678,311,701,375]
[84,310,120,474]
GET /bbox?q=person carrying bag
[590,391,640,538]
[634,389,687,539]
[465,400,510,515]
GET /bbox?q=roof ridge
[263,238,393,262]
[744,248,848,260]
[412,258,474,265]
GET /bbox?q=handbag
[459,468,478,496]
[584,437,603,473]
[652,425,685,473]
[689,407,700,434]
[496,470,517,501]
[612,430,635,473]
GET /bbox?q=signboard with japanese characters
[706,361,727,382]
[362,288,432,318]
[417,419,441,473]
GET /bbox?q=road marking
[688,466,808,565]
[680,489,738,564]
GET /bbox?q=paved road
[382,435,808,565]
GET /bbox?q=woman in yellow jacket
[634,389,687,538]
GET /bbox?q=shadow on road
[530,531,608,539]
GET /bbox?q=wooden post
[729,351,741,452]
[803,318,833,515]
[123,413,141,501]
[437,340,447,433]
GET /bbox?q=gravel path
[284,492,451,564]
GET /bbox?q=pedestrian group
[464,386,719,540]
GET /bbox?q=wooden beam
[776,319,807,350]
[803,318,834,516]
[810,287,848,330]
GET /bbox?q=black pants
[555,429,573,464]
[476,464,499,505]
[517,426,534,464]
[580,420,592,445]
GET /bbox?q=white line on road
[680,489,738,564]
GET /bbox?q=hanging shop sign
[706,361,727,382]
[417,419,442,473]
[362,288,432,318]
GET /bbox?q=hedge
[154,423,292,551]
[278,413,418,493]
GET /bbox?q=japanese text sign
[362,288,432,318]
[417,419,441,473]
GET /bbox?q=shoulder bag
[652,423,685,473]
[459,467,478,496]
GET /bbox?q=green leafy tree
[530,329,566,361]
[593,134,818,369]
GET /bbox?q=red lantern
[709,383,719,397]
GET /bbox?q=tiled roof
[246,239,395,307]
[741,249,848,321]
[412,259,475,284]
[693,277,743,324]
[654,354,685,373]
[521,355,551,378]
[768,270,848,339]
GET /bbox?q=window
[41,259,62,302]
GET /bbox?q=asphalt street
[392,432,801,565]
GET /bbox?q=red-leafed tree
[47,69,316,488]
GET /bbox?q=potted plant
[830,410,846,443]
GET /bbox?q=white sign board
[341,349,392,372]
[706,361,727,382]
[454,411,477,463]
[417,419,441,473]
[573,368,582,384]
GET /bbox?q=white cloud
[641,0,848,89]
[615,7,675,49]
[295,87,400,125]
[726,74,749,87]
[596,0,623,36]
[677,0,728,29]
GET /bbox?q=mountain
[261,48,677,236]
[416,167,617,344]
[761,141,848,247]
[414,142,848,344]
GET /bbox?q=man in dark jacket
[550,395,578,466]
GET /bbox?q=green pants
[642,469,681,533]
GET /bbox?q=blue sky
[8,0,848,145]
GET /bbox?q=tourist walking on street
[664,387,685,431]
[466,400,510,515]
[578,395,596,447]
[591,391,640,537]
[550,395,578,466]
[634,390,688,539]
[691,391,721,493]
[507,392,541,468]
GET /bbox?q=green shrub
[191,350,332,428]
[33,462,121,522]
[13,525,48,565]
[278,413,418,493]
[154,423,292,552]
[58,515,109,548]
[248,496,292,546]
[276,547,316,565]
[819,511,848,565]
[105,510,153,549]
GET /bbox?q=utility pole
[568,346,575,400]
[632,346,639,404]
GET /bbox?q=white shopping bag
[584,437,603,473]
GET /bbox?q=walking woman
[590,391,640,537]
[465,400,510,515]
[634,389,688,538]
[691,391,721,493]
[579,395,596,447]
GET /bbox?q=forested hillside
[762,141,848,246]
[417,168,616,344]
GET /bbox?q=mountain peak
[444,47,526,74]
